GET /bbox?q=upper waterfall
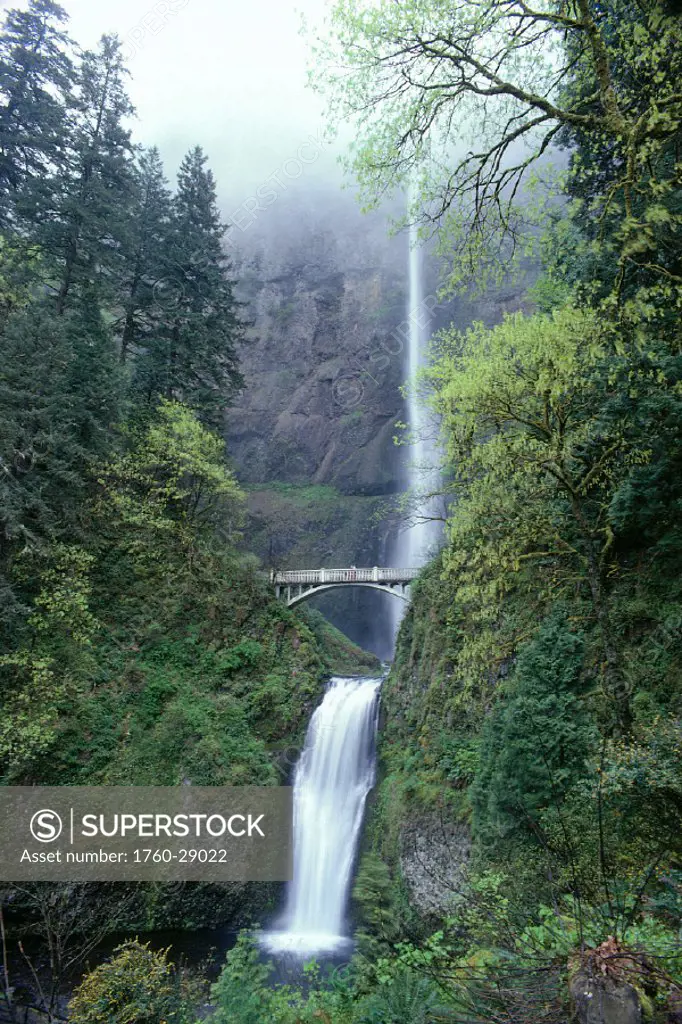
[388,217,442,647]
[404,219,442,567]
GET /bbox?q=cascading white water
[262,211,438,959]
[405,219,441,566]
[389,218,442,643]
[262,676,381,956]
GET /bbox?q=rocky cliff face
[224,183,534,656]
[226,186,408,497]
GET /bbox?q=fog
[6,0,553,240]
[40,0,343,209]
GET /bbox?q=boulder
[570,970,642,1024]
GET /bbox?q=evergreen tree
[136,146,243,425]
[0,0,74,227]
[64,290,124,455]
[0,305,82,566]
[472,617,596,849]
[0,299,122,629]
[41,33,135,313]
[118,146,172,367]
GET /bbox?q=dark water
[91,923,235,976]
[1,915,355,1024]
[2,673,380,1019]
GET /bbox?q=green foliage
[68,940,197,1024]
[56,34,134,309]
[0,303,122,590]
[1,4,681,1024]
[17,540,326,788]
[473,616,597,847]
[302,606,382,676]
[0,650,63,772]
[354,967,449,1024]
[370,157,681,1024]
[0,320,339,792]
[424,303,682,732]
[119,145,172,366]
[133,145,244,426]
[209,934,458,1024]
[298,0,682,1018]
[97,399,245,544]
[353,852,404,960]
[371,891,682,1023]
[311,0,682,305]
[261,482,341,504]
[0,0,263,801]
[0,543,97,775]
[0,0,74,226]
[430,304,609,605]
[210,932,299,1024]
[209,932,432,1024]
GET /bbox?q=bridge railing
[272,567,420,585]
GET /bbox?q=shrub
[68,939,196,1024]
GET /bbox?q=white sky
[48,0,342,208]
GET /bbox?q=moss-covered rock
[300,607,382,676]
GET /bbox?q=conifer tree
[0,300,122,567]
[43,33,135,313]
[0,299,120,635]
[119,146,172,367]
[473,617,596,849]
[137,146,244,425]
[0,0,74,227]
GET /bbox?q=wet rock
[667,989,682,1023]
[570,970,642,1024]
[399,813,471,916]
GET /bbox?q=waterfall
[405,219,441,566]
[262,676,381,955]
[389,218,442,644]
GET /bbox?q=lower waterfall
[262,676,381,956]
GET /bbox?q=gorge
[225,183,534,658]
[256,220,442,955]
[1,0,681,1020]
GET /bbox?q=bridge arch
[284,581,411,608]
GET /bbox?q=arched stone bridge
[271,567,420,607]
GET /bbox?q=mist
[39,0,343,209]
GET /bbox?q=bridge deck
[272,567,419,585]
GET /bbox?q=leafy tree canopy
[310,0,682,299]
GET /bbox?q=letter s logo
[30,809,63,843]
